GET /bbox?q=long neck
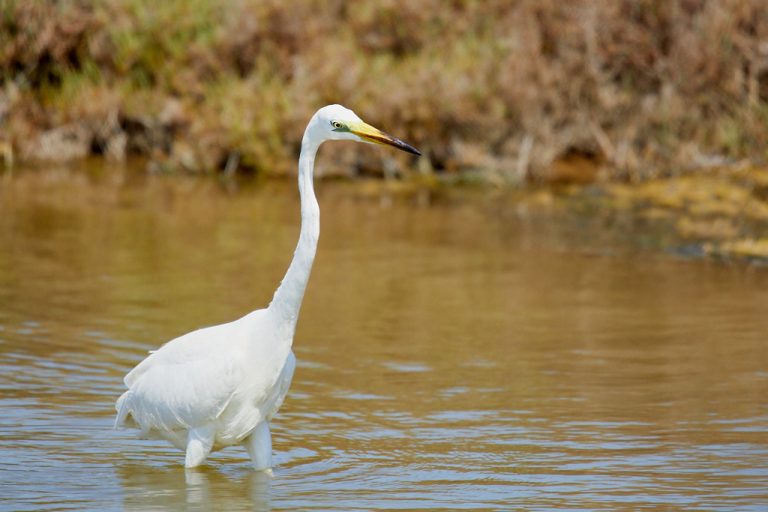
[268,134,321,332]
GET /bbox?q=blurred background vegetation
[1,0,767,183]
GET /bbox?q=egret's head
[309,104,421,155]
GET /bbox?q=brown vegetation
[1,0,767,181]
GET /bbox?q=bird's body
[115,105,420,470]
[115,310,295,457]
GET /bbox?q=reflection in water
[116,464,272,511]
[1,165,767,510]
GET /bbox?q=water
[1,165,767,511]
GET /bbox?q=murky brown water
[1,164,767,511]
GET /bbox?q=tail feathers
[114,391,131,429]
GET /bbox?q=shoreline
[3,160,767,265]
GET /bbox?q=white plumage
[115,105,420,470]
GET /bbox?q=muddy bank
[3,161,765,265]
[2,1,767,179]
[3,0,767,262]
[557,167,768,262]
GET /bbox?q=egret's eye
[331,121,343,130]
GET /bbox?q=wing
[119,313,259,432]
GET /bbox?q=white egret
[115,105,420,470]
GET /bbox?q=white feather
[114,104,419,469]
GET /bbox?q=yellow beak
[350,122,421,156]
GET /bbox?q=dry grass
[1,0,767,180]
